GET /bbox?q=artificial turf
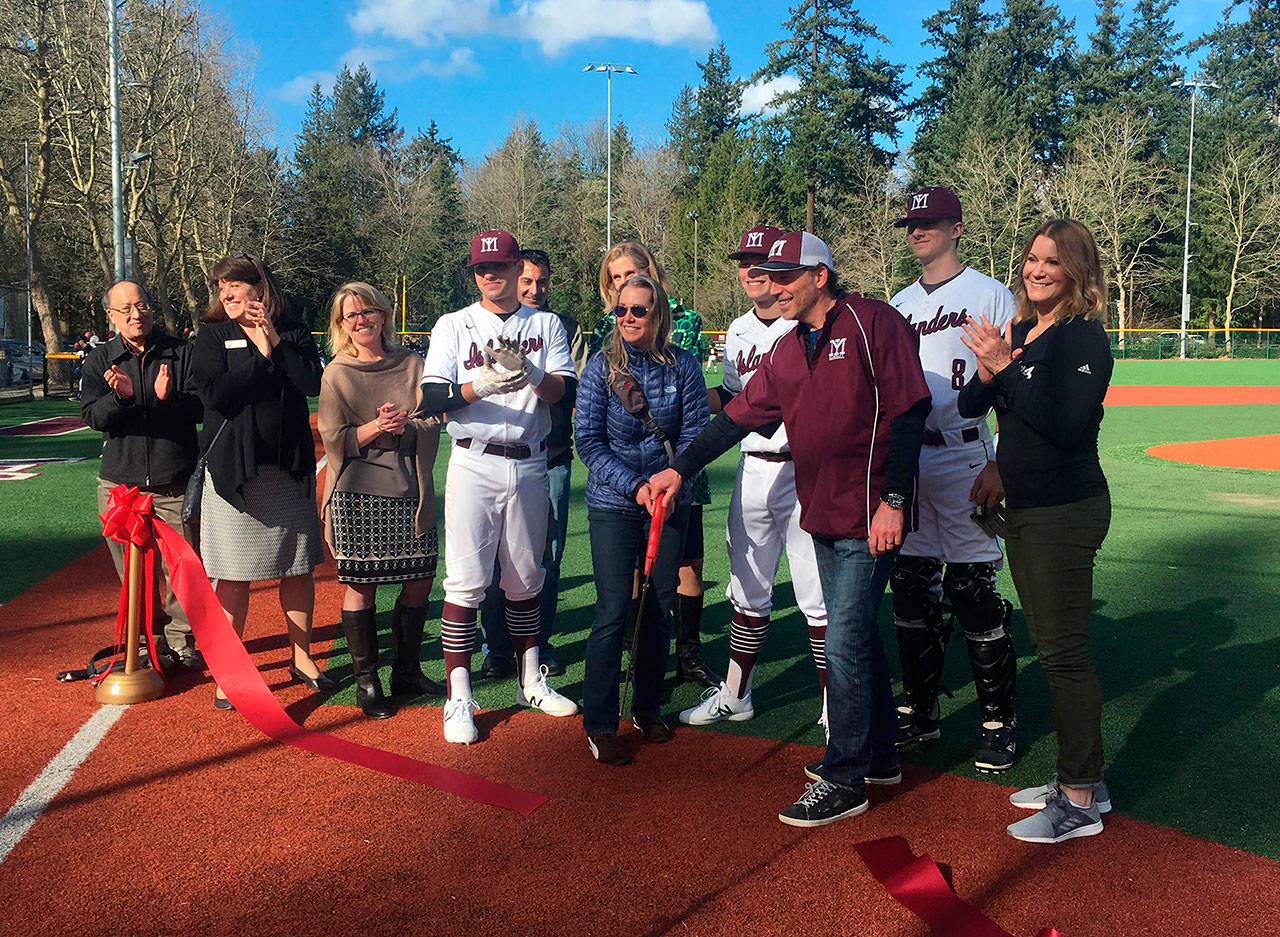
[2,362,1277,858]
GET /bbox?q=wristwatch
[880,492,906,510]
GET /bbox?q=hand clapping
[959,315,1020,383]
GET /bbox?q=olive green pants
[1004,495,1111,787]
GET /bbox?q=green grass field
[3,361,1278,856]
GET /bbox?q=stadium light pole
[583,62,636,248]
[687,210,699,312]
[108,0,126,280]
[1171,77,1217,360]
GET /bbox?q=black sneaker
[804,760,902,785]
[480,653,514,679]
[895,705,941,749]
[540,648,565,677]
[778,780,869,828]
[587,733,631,766]
[975,721,1016,773]
[175,646,206,671]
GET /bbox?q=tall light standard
[1171,77,1217,360]
[687,210,699,312]
[108,0,126,280]
[582,62,635,248]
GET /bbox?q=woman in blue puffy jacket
[575,274,710,765]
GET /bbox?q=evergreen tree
[914,0,994,129]
[755,0,906,231]
[1196,1,1280,142]
[667,42,742,178]
[1118,0,1184,146]
[1075,0,1126,114]
[986,0,1077,162]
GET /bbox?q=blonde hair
[1013,219,1108,324]
[597,241,674,310]
[603,275,676,381]
[326,282,398,358]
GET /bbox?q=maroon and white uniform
[890,269,1014,563]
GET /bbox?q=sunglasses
[613,304,651,319]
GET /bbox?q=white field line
[0,448,331,864]
[0,705,127,864]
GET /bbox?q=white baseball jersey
[890,268,1014,434]
[423,301,575,446]
[721,311,797,454]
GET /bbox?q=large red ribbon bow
[98,485,165,681]
[96,483,546,815]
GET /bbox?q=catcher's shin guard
[891,556,947,723]
[944,562,1017,724]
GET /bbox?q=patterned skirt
[330,490,439,585]
[200,466,324,581]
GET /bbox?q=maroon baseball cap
[895,186,963,227]
[728,224,784,260]
[467,229,522,266]
[747,230,835,274]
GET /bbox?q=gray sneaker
[1010,774,1111,814]
[1006,790,1103,843]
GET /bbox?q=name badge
[224,338,248,349]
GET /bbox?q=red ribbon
[100,484,548,816]
[98,485,166,681]
[854,837,1060,937]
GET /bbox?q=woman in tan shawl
[318,282,443,718]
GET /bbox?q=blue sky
[204,0,1224,162]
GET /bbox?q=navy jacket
[575,344,708,517]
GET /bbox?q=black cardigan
[191,317,323,510]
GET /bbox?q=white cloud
[514,0,716,56]
[349,0,715,56]
[340,45,400,74]
[273,70,337,105]
[739,75,801,116]
[414,48,482,79]
[349,0,499,45]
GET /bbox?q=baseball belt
[746,451,792,462]
[456,437,547,460]
[923,427,981,447]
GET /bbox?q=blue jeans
[481,460,572,657]
[582,504,689,736]
[814,536,899,790]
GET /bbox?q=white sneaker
[517,665,579,717]
[678,682,755,725]
[443,697,480,745]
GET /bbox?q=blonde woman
[575,274,709,764]
[589,242,720,689]
[317,282,444,719]
[959,219,1114,843]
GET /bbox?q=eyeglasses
[109,303,151,318]
[613,304,650,319]
[342,309,381,323]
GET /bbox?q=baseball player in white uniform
[888,187,1019,772]
[421,229,578,744]
[679,225,829,730]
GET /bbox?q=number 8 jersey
[890,267,1015,435]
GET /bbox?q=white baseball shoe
[443,697,480,745]
[678,682,755,725]
[517,665,579,717]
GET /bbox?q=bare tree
[1048,110,1174,347]
[463,117,553,245]
[941,132,1040,287]
[1199,138,1280,353]
[827,152,907,301]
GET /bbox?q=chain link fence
[1108,329,1279,360]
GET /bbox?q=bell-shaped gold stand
[96,542,164,705]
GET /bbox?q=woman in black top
[958,219,1114,844]
[192,254,328,709]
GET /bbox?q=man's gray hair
[102,279,154,312]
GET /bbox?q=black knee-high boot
[341,608,394,719]
[675,592,721,688]
[390,603,447,698]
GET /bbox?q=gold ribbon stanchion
[96,490,165,705]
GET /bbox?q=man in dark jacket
[82,280,205,669]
